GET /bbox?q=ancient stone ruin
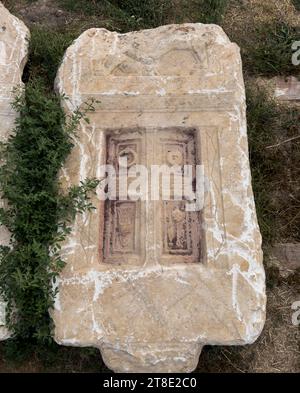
[53,24,266,372]
[0,5,267,370]
[0,3,29,340]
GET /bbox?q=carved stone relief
[103,128,201,265]
[54,24,266,373]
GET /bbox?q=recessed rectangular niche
[103,128,202,265]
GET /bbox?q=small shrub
[0,79,99,349]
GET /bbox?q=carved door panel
[155,129,201,264]
[103,130,146,264]
[103,129,201,265]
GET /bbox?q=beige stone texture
[0,2,29,341]
[54,24,266,373]
[274,76,300,102]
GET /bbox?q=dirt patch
[2,0,72,29]
[223,0,300,35]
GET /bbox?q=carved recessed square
[104,200,141,262]
[103,128,202,264]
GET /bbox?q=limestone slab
[54,24,266,373]
[0,2,29,340]
[274,76,300,102]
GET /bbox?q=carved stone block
[54,24,266,372]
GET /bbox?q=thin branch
[266,135,300,149]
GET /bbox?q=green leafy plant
[0,79,99,349]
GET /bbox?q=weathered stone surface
[272,243,300,271]
[274,76,300,102]
[54,24,266,373]
[0,2,29,340]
